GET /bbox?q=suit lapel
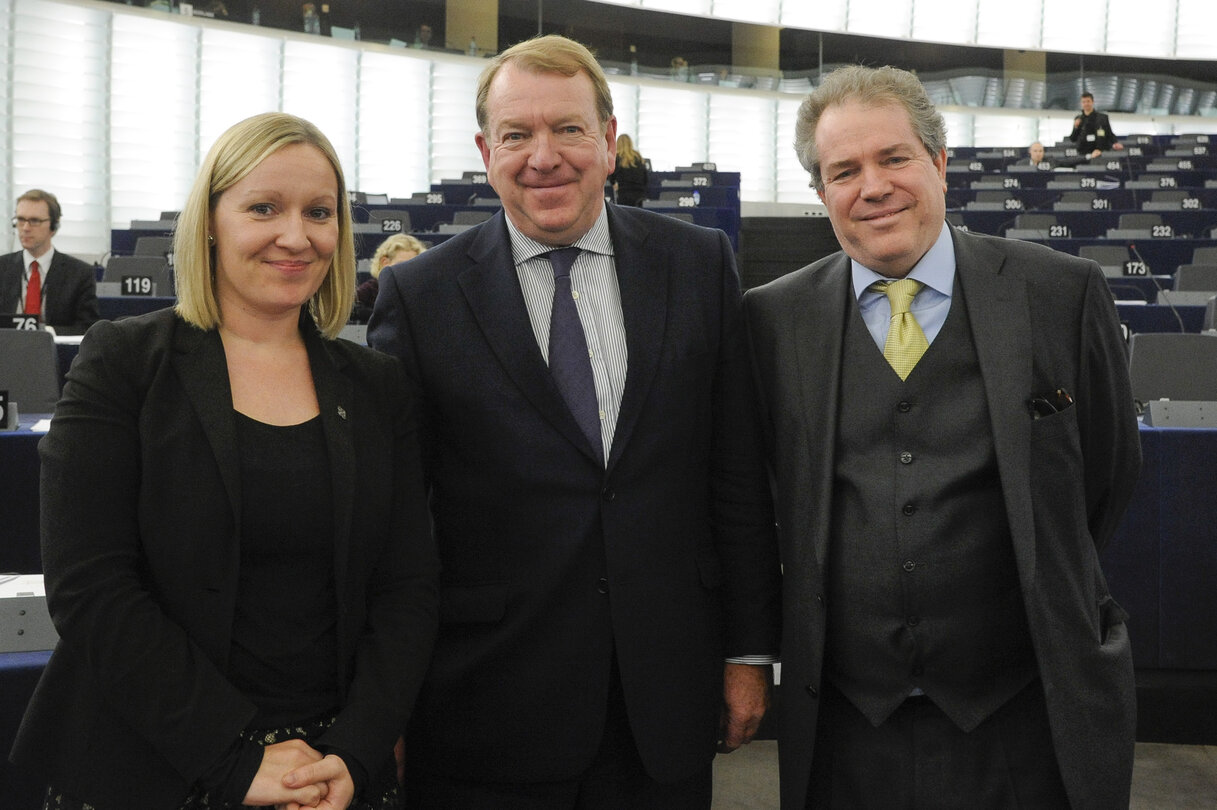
[305,328,356,607]
[42,254,68,317]
[171,320,242,584]
[45,253,67,291]
[953,230,1037,584]
[605,206,665,471]
[172,314,361,597]
[796,256,851,570]
[0,256,20,313]
[457,213,599,462]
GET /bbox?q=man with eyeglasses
[2,189,99,334]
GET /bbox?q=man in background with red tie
[2,189,99,335]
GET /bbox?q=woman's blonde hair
[173,112,355,338]
[616,134,642,169]
[371,233,428,278]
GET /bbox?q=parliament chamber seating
[1079,244,1132,274]
[1004,212,1062,240]
[452,209,494,226]
[366,208,413,230]
[1173,264,1217,291]
[1192,246,1217,265]
[0,330,60,415]
[1054,190,1098,211]
[133,235,174,258]
[945,133,1217,339]
[101,255,174,296]
[101,166,744,290]
[1128,333,1217,406]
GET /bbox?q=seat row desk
[110,201,742,258]
[954,208,1217,241]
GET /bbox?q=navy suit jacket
[368,205,781,783]
[11,308,439,808]
[744,227,1141,810]
[0,249,100,335]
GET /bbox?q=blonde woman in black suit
[11,112,438,810]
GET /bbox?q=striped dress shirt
[505,207,627,466]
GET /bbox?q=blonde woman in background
[610,133,649,207]
[353,233,427,323]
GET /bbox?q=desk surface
[956,208,1217,241]
[1010,238,1217,276]
[1115,302,1207,334]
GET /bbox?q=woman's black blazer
[11,307,439,809]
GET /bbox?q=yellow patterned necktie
[872,278,928,380]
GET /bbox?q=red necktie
[24,260,41,316]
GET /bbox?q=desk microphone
[1130,243,1185,332]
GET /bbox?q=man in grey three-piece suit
[744,65,1140,809]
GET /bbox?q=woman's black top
[229,410,338,728]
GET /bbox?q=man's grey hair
[793,65,947,191]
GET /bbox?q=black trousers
[406,661,712,810]
[806,680,1070,809]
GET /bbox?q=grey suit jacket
[744,226,1140,810]
[0,249,100,334]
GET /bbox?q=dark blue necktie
[546,247,602,464]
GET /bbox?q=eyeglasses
[12,217,51,227]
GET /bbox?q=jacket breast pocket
[1027,401,1086,531]
[1028,400,1079,444]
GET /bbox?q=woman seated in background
[11,112,439,810]
[610,133,649,207]
[352,233,427,323]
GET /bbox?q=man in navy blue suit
[369,34,780,809]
